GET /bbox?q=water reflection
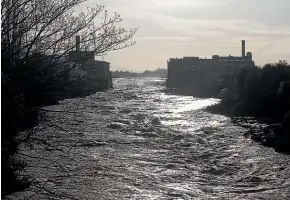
[11,78,290,200]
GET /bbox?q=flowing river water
[11,78,290,199]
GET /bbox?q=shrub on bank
[233,63,289,120]
[2,0,137,196]
[2,74,36,196]
[207,62,290,153]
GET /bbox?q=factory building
[167,40,255,88]
[68,36,112,90]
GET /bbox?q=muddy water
[12,78,290,199]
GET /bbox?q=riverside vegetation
[1,0,137,197]
[166,62,290,153]
[206,62,290,154]
[2,0,289,198]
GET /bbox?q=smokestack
[76,35,80,51]
[242,40,245,58]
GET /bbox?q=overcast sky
[80,0,290,71]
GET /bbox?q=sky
[79,0,290,72]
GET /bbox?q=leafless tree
[1,0,137,64]
[1,0,137,198]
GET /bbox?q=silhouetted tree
[1,0,137,197]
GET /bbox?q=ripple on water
[10,78,290,200]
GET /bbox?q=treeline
[141,68,167,77]
[207,62,290,153]
[1,0,136,197]
[111,68,167,78]
[111,70,140,77]
[208,62,290,120]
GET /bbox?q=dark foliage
[218,62,290,120]
[207,62,290,153]
[1,0,137,197]
[1,73,35,196]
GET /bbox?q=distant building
[167,40,255,88]
[68,35,112,89]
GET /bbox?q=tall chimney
[76,35,80,52]
[242,40,245,58]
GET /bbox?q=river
[11,78,290,199]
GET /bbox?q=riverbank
[7,78,290,199]
[166,62,290,154]
[163,87,290,154]
[1,75,111,197]
[206,101,290,154]
[164,87,290,155]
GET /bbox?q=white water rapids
[11,78,290,199]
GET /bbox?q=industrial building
[68,35,112,90]
[167,40,255,88]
